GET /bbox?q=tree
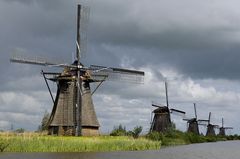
[110,124,127,136]
[128,126,143,139]
[15,128,25,133]
[39,111,50,131]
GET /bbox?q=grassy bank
[0,132,160,152]
[146,129,228,147]
[0,130,237,152]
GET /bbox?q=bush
[128,126,143,139]
[110,124,127,136]
[15,128,25,133]
[0,138,10,152]
[184,133,206,143]
[146,131,164,141]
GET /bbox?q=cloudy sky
[1,0,240,135]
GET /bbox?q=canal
[1,140,240,159]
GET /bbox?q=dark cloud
[1,0,240,133]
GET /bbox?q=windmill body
[10,4,144,136]
[187,118,199,135]
[206,124,216,136]
[150,106,171,132]
[47,67,100,136]
[219,127,225,136]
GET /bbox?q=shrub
[14,128,25,133]
[110,124,127,136]
[184,133,206,143]
[128,126,143,139]
[146,131,164,141]
[0,138,10,152]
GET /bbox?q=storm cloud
[0,0,240,134]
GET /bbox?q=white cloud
[93,66,240,134]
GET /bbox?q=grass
[0,130,236,152]
[146,129,229,147]
[0,132,161,152]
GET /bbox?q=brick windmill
[10,4,144,136]
[150,81,185,133]
[218,118,233,136]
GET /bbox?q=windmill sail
[90,65,144,83]
[10,54,77,68]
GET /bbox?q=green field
[1,130,237,152]
[0,132,161,152]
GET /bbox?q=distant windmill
[150,81,185,133]
[203,112,219,136]
[10,4,144,136]
[183,103,200,135]
[219,118,233,136]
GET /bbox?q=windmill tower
[150,81,185,133]
[205,112,219,136]
[10,4,144,136]
[218,118,233,136]
[183,103,200,135]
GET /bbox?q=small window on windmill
[61,82,70,93]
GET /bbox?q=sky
[1,0,240,135]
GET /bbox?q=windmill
[218,118,233,136]
[183,103,200,135]
[150,81,185,133]
[10,4,144,136]
[204,112,219,136]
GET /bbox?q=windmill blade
[213,125,219,128]
[170,108,185,114]
[198,119,209,125]
[152,104,161,108]
[170,108,186,117]
[208,112,211,124]
[165,81,169,107]
[193,103,197,119]
[224,127,233,129]
[76,5,90,59]
[183,118,194,121]
[198,123,207,126]
[89,65,144,83]
[151,101,166,108]
[10,54,77,68]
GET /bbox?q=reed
[0,132,160,152]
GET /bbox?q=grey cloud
[4,0,33,5]
[1,0,240,133]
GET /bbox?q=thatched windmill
[204,112,219,136]
[150,81,185,133]
[10,4,144,136]
[183,103,200,135]
[218,118,233,136]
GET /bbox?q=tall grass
[0,132,160,152]
[147,130,229,146]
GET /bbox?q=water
[1,141,240,159]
